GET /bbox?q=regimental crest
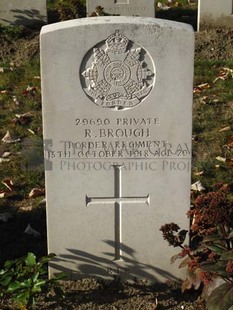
[81,30,155,110]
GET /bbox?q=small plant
[0,24,25,39]
[0,252,66,309]
[160,184,233,310]
[56,0,86,20]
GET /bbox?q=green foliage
[0,24,25,39]
[160,185,233,309]
[0,253,66,309]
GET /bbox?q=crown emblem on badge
[106,30,129,54]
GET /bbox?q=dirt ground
[0,25,232,309]
[0,26,232,65]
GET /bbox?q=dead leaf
[213,67,233,83]
[194,83,211,93]
[181,278,192,292]
[0,90,8,94]
[191,180,205,191]
[1,131,21,144]
[0,158,10,163]
[193,87,201,94]
[29,188,45,198]
[227,136,233,148]
[33,76,40,80]
[20,205,33,212]
[215,156,226,162]
[0,67,4,73]
[27,129,35,135]
[0,190,14,198]
[198,82,211,89]
[12,95,20,106]
[2,152,11,158]
[219,126,231,132]
[226,158,233,168]
[12,112,33,125]
[23,85,38,96]
[2,178,14,191]
[194,171,204,176]
[24,224,41,237]
[179,257,190,269]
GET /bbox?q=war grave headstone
[87,0,155,17]
[41,17,194,282]
[198,0,233,30]
[0,0,47,27]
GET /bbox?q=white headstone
[0,0,47,27]
[87,0,155,17]
[41,17,194,282]
[198,0,233,30]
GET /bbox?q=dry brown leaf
[214,67,233,83]
[181,278,192,292]
[193,87,201,94]
[0,158,10,163]
[12,112,33,125]
[2,178,14,191]
[0,90,8,94]
[191,180,205,191]
[0,190,14,198]
[179,256,190,269]
[198,82,211,89]
[2,152,11,158]
[1,131,21,144]
[27,129,35,135]
[12,95,20,106]
[23,85,38,96]
[219,126,231,132]
[215,156,226,162]
[227,136,233,148]
[194,171,204,176]
[29,188,45,198]
[226,158,233,168]
[20,205,33,212]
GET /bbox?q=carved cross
[86,165,150,260]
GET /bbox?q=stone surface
[0,0,47,27]
[41,17,194,282]
[87,0,155,17]
[198,0,233,30]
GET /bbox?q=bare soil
[0,26,232,65]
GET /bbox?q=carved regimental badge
[81,30,155,110]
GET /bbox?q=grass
[192,60,233,188]
[0,57,43,211]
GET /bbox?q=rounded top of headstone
[40,16,194,36]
